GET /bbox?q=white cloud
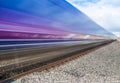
[113,32,120,37]
[67,0,120,37]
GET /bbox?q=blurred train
[0,28,111,40]
[0,0,115,40]
[0,0,115,51]
[0,17,112,40]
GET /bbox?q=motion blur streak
[0,39,102,51]
[0,0,115,39]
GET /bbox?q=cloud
[67,0,120,37]
[113,32,120,37]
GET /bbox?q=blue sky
[67,0,120,37]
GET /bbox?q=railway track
[0,40,115,83]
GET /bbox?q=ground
[14,41,120,83]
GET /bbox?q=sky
[67,0,120,37]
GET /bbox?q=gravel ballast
[13,41,120,83]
